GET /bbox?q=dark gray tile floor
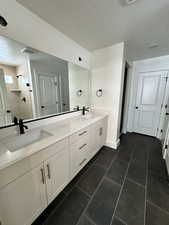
[32,133,169,225]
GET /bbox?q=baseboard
[105,138,120,149]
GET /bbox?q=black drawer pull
[79,131,87,136]
[79,143,87,150]
[79,158,87,166]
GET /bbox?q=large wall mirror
[0,36,90,128]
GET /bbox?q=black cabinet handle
[47,164,51,179]
[79,131,87,136]
[40,168,45,184]
[166,113,169,116]
[79,143,87,150]
[41,106,45,109]
[135,106,139,109]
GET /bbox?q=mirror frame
[0,110,79,129]
[0,35,90,129]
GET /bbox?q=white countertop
[0,112,108,170]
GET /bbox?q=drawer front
[70,137,90,178]
[70,150,88,178]
[70,126,90,144]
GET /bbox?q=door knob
[135,106,139,109]
[166,113,169,116]
[41,106,45,109]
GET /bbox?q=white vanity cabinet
[0,138,70,225]
[0,115,108,225]
[0,164,47,225]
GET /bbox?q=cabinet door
[0,164,47,225]
[90,118,107,156]
[45,148,69,204]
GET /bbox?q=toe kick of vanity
[0,115,108,225]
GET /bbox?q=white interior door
[38,73,60,116]
[0,69,11,126]
[133,71,167,136]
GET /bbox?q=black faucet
[13,116,18,125]
[18,119,28,134]
[82,106,89,115]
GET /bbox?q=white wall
[0,0,91,69]
[91,42,125,149]
[68,63,90,110]
[127,55,169,132]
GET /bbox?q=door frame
[127,65,169,137]
[133,70,168,137]
[119,62,130,134]
[157,75,169,139]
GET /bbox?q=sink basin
[81,113,96,120]
[3,129,52,152]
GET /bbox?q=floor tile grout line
[43,148,113,225]
[84,214,97,225]
[76,175,106,225]
[42,156,99,224]
[115,216,127,225]
[143,146,149,225]
[35,137,165,225]
[63,167,91,196]
[75,185,91,199]
[105,176,122,188]
[75,152,118,225]
[147,200,169,216]
[63,151,102,196]
[75,162,107,187]
[109,143,136,225]
[41,193,68,225]
[126,177,145,189]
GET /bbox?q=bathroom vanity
[0,112,108,225]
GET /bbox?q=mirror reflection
[0,36,90,127]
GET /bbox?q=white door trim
[133,71,167,136]
[129,68,168,137]
[157,75,169,139]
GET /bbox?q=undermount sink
[3,129,53,152]
[81,113,97,120]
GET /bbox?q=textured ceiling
[17,0,169,60]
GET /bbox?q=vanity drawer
[70,149,88,179]
[71,134,90,152]
[70,137,90,178]
[70,126,90,144]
